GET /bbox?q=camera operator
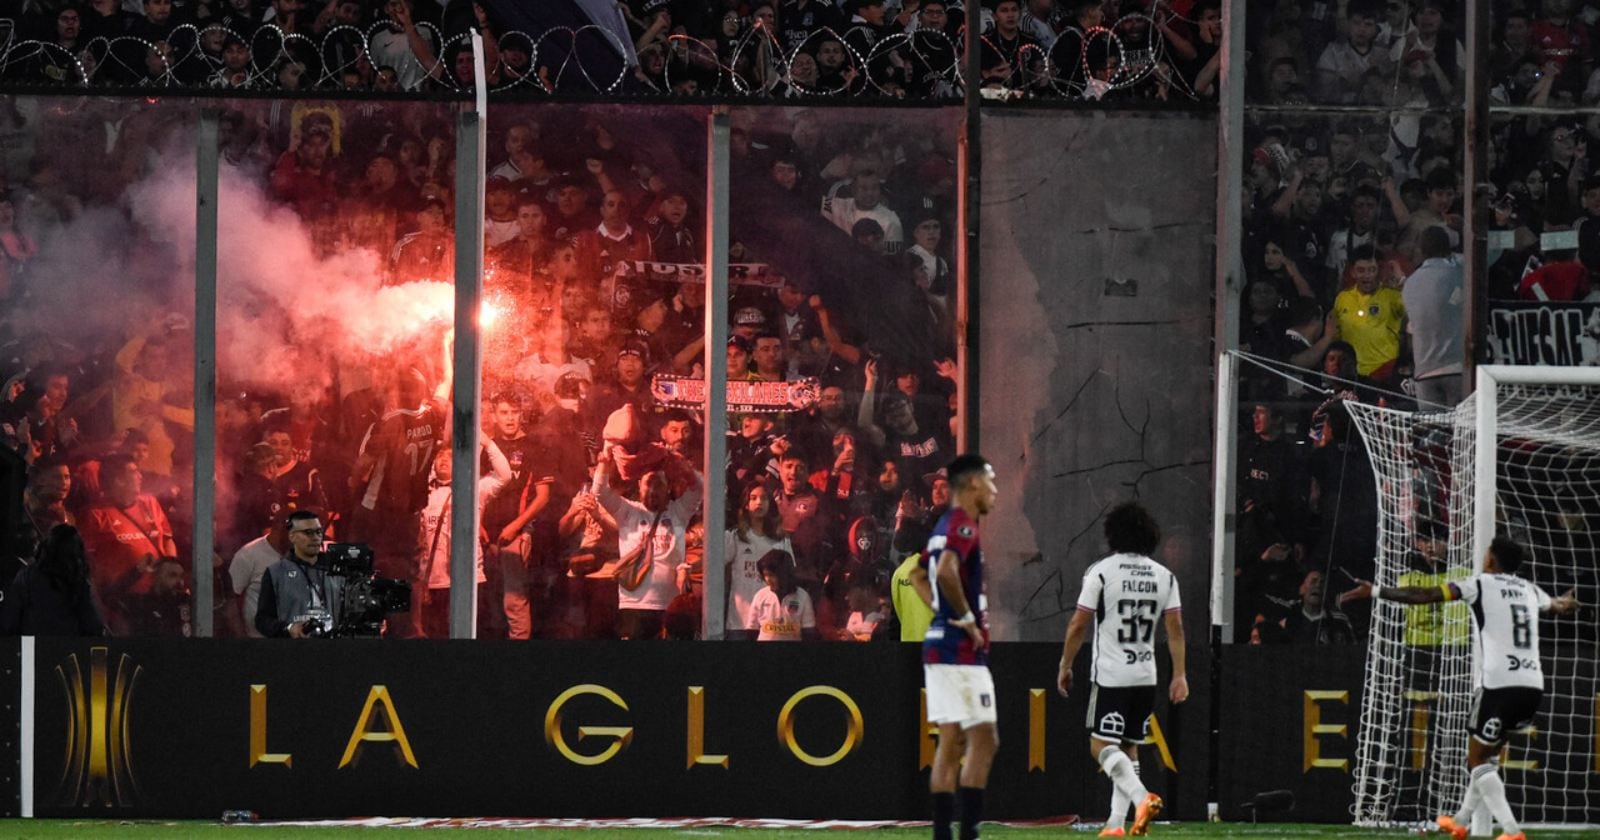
[254,510,340,638]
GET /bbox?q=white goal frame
[1347,363,1600,829]
[1470,365,1600,575]
[1210,356,1600,827]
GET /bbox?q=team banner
[15,639,1211,821]
[1488,302,1600,367]
[651,375,821,413]
[620,262,785,288]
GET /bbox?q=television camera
[300,543,411,638]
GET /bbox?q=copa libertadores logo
[53,646,143,808]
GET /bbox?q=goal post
[1472,364,1600,577]
[1346,364,1600,829]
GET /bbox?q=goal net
[1346,367,1600,828]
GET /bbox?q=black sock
[958,786,984,840]
[932,792,955,840]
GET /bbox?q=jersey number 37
[1116,599,1158,644]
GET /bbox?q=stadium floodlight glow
[1345,365,1600,829]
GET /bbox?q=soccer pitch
[9,823,1600,839]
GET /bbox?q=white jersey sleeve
[1076,565,1105,612]
[1084,553,1180,688]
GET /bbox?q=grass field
[7,822,1600,839]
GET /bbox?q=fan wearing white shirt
[592,443,704,640]
[748,549,817,641]
[417,438,514,638]
[229,518,289,638]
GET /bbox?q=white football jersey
[1076,553,1182,688]
[1454,573,1553,690]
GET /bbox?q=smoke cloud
[18,138,457,401]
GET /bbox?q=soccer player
[924,454,999,840]
[1342,536,1578,840]
[1057,502,1187,837]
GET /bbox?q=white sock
[1107,786,1128,829]
[1098,746,1148,804]
[1473,765,1520,836]
[1452,766,1481,825]
[1105,760,1138,828]
[1471,801,1491,837]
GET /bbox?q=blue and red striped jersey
[922,507,987,666]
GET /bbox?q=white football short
[924,663,998,729]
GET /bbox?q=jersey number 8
[1510,603,1532,650]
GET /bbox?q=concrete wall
[978,110,1218,642]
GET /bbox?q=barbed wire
[0,15,1201,102]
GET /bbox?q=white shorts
[924,663,998,729]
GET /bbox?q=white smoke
[18,139,456,399]
[157,163,453,387]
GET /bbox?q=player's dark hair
[1105,501,1162,556]
[286,509,320,530]
[1490,535,1527,573]
[946,453,990,491]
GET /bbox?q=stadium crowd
[0,0,1215,102]
[1230,0,1600,645]
[0,94,969,642]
